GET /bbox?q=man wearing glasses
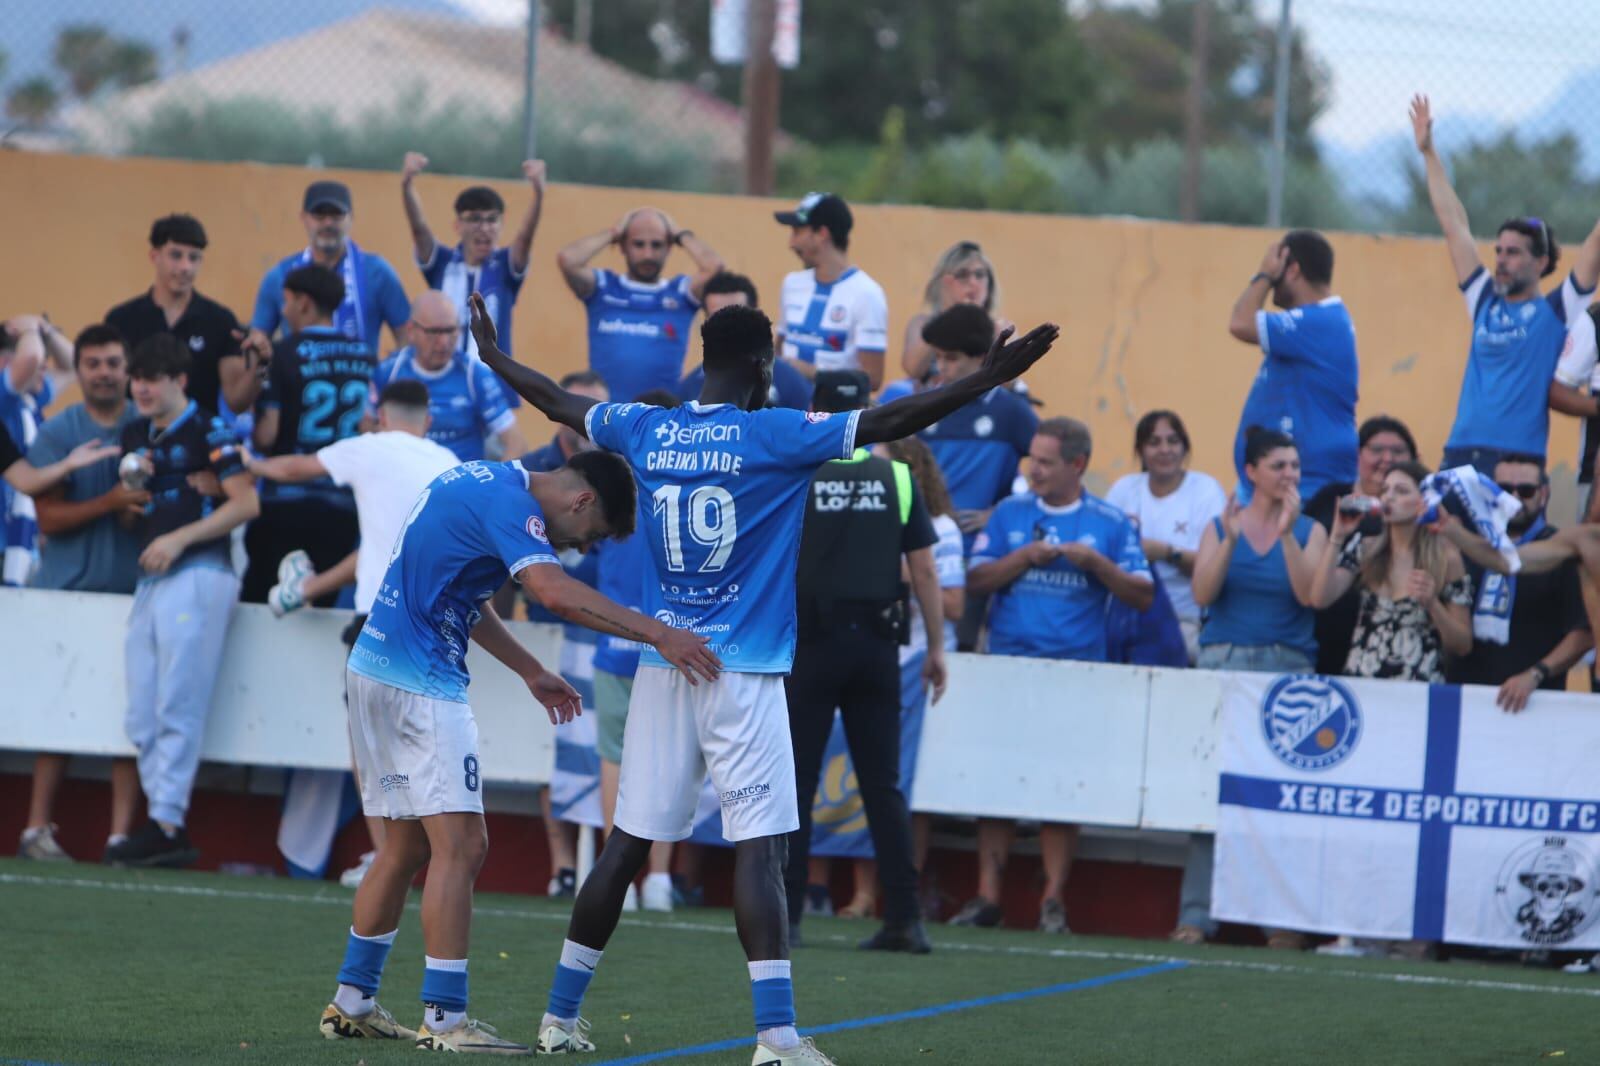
[1449,455,1592,712]
[367,292,525,463]
[400,152,545,378]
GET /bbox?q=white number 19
[652,484,738,572]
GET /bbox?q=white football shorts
[614,665,799,843]
[346,670,484,819]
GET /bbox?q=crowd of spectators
[6,93,1600,959]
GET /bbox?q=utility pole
[522,0,542,160]
[1266,0,1293,228]
[1179,0,1210,222]
[741,0,779,196]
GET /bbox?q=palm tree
[6,78,61,127]
[54,24,118,99]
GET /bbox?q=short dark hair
[1283,229,1333,286]
[1358,415,1418,459]
[73,324,126,367]
[1495,452,1548,483]
[149,213,208,250]
[1133,409,1191,461]
[1037,416,1092,462]
[703,271,759,308]
[283,264,346,316]
[701,304,774,374]
[454,186,505,215]
[128,333,191,381]
[1243,425,1296,466]
[378,379,430,411]
[559,370,606,391]
[566,449,638,539]
[922,304,994,358]
[632,388,683,409]
[1498,217,1561,277]
[814,223,848,252]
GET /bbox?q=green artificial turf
[2,858,1594,1064]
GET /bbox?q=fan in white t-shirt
[1105,411,1228,660]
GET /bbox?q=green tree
[109,40,159,90]
[1390,133,1600,245]
[53,23,159,99]
[6,77,60,127]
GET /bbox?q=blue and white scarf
[1420,465,1523,644]
[296,240,366,344]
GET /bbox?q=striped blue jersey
[777,267,888,372]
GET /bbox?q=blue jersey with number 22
[585,400,861,674]
[348,461,560,702]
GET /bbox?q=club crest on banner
[1260,675,1362,771]
[1495,836,1600,946]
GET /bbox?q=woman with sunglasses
[895,241,1007,393]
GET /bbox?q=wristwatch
[1531,662,1552,684]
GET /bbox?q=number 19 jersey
[585,400,861,674]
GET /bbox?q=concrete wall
[0,152,1583,514]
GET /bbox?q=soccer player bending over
[318,447,719,1053]
[470,292,1057,1063]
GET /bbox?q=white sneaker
[339,850,376,888]
[268,549,314,617]
[621,883,639,912]
[752,1037,837,1065]
[18,824,71,862]
[535,1016,596,1053]
[641,874,674,913]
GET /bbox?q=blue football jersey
[348,461,560,702]
[369,347,517,462]
[421,245,525,357]
[584,270,700,404]
[585,400,862,673]
[590,521,650,678]
[971,491,1151,662]
[921,386,1038,514]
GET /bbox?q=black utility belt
[799,594,907,643]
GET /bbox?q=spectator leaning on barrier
[775,192,889,390]
[18,324,143,863]
[401,152,545,373]
[1303,415,1420,676]
[108,334,259,868]
[247,378,458,885]
[1448,455,1593,711]
[893,240,1006,398]
[241,265,376,608]
[1409,94,1600,475]
[1226,230,1358,501]
[368,291,524,463]
[1310,461,1473,683]
[105,214,249,420]
[558,205,724,406]
[1106,409,1228,664]
[786,368,946,955]
[1181,426,1326,949]
[961,417,1153,935]
[250,180,411,353]
[678,273,812,410]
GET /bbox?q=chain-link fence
[4,0,1598,233]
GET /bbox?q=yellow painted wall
[0,152,1583,516]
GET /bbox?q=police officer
[786,369,947,954]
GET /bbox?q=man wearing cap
[784,368,946,955]
[775,193,889,391]
[556,207,725,404]
[248,180,412,354]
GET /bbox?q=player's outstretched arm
[469,292,596,435]
[856,323,1059,447]
[520,564,722,684]
[246,452,327,484]
[470,608,583,725]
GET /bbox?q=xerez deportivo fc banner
[1214,673,1600,949]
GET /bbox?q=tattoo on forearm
[578,606,650,642]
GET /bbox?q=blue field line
[591,959,1190,1065]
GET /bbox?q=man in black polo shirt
[1449,454,1593,710]
[241,264,374,606]
[785,369,947,955]
[106,214,253,422]
[107,334,259,868]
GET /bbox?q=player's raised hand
[468,292,502,358]
[527,668,583,725]
[522,159,546,188]
[655,627,722,686]
[979,323,1060,387]
[402,151,430,182]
